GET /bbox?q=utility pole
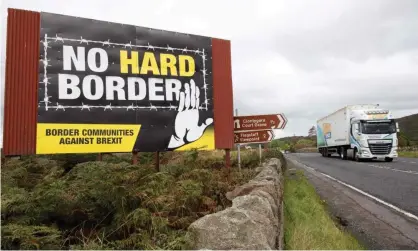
[235,108,241,171]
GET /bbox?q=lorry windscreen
[360,121,396,134]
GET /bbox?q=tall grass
[284,170,364,250]
[398,151,418,158]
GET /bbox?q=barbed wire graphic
[39,34,210,111]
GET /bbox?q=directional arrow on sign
[234,129,275,144]
[234,113,288,131]
[277,113,287,129]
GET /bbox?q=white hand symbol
[168,80,213,149]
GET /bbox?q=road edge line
[288,156,418,222]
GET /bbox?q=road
[286,153,418,249]
[291,153,418,216]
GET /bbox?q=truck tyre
[325,148,331,157]
[353,148,362,162]
[340,147,347,160]
[385,157,393,162]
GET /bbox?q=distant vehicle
[316,104,399,162]
[244,145,252,150]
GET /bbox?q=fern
[1,224,62,250]
[1,151,259,249]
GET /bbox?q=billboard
[3,8,233,156]
[33,12,218,154]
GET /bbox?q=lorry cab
[349,109,399,162]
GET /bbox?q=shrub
[37,153,98,173]
[1,150,259,250]
[1,224,62,250]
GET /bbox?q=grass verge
[398,151,418,158]
[284,169,364,250]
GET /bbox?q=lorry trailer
[316,104,399,162]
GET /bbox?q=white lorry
[316,104,399,162]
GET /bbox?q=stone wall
[188,158,284,250]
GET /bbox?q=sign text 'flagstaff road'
[233,114,287,131]
[234,130,275,144]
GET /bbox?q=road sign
[233,114,287,131]
[234,130,275,144]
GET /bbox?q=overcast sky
[1,0,418,145]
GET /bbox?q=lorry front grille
[369,143,392,155]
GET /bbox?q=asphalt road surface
[290,153,418,217]
[286,153,418,249]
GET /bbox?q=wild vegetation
[284,169,364,250]
[269,136,316,153]
[1,149,275,250]
[397,113,418,146]
[398,149,418,158]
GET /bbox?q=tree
[397,132,411,147]
[270,139,289,150]
[308,126,317,137]
[295,139,316,150]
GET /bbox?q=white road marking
[290,157,418,222]
[411,162,416,164]
[318,172,418,222]
[365,164,418,175]
[351,161,418,175]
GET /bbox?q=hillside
[269,136,316,152]
[396,113,418,145]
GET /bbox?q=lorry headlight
[360,140,368,148]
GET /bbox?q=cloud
[1,0,418,147]
[273,0,418,71]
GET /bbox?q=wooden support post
[97,153,103,161]
[155,151,160,172]
[132,151,138,165]
[1,149,5,166]
[225,149,231,169]
[225,149,231,182]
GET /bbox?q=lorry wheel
[353,148,362,162]
[325,148,331,157]
[385,157,393,162]
[340,147,347,160]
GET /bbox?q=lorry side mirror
[354,124,362,135]
[396,122,400,132]
[353,124,359,133]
